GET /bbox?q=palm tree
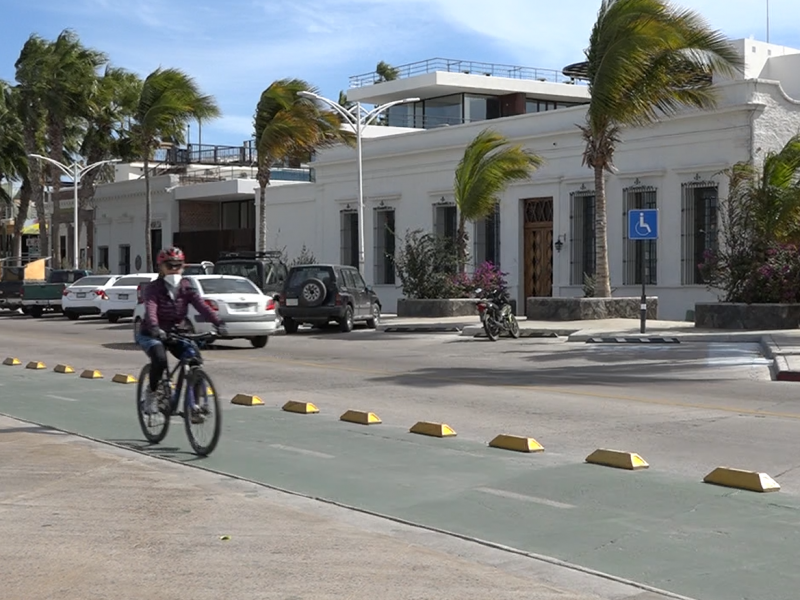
[253,79,353,251]
[75,66,141,266]
[14,34,50,258]
[131,68,220,269]
[580,0,743,297]
[453,128,542,272]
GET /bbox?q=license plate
[77,293,86,298]
[229,303,255,312]
[286,298,298,306]
[118,294,128,300]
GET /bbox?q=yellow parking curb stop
[282,401,319,414]
[489,434,544,453]
[3,357,21,366]
[585,448,649,470]
[340,410,382,425]
[26,361,46,370]
[80,369,103,379]
[409,421,457,437]
[231,394,264,406]
[54,364,75,374]
[112,373,137,384]
[703,466,780,493]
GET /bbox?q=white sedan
[132,275,279,348]
[62,274,123,320]
[101,273,159,323]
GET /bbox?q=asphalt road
[2,311,799,600]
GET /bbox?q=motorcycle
[474,287,520,341]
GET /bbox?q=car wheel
[298,278,327,308]
[108,314,120,324]
[65,310,79,321]
[338,306,354,333]
[29,307,43,318]
[250,336,268,348]
[366,303,380,329]
[283,317,298,334]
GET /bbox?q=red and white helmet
[157,246,185,265]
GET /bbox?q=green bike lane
[1,366,798,600]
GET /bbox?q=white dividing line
[46,394,79,402]
[268,444,334,459]
[475,487,575,509]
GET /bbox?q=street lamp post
[28,155,119,270]
[298,91,419,283]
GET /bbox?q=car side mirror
[365,285,373,293]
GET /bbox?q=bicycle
[135,330,222,456]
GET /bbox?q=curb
[381,325,463,333]
[585,336,681,344]
[461,325,572,338]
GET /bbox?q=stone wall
[526,297,658,321]
[397,299,478,318]
[695,302,800,329]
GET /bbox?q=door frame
[520,197,554,307]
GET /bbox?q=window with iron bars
[622,186,657,285]
[373,207,396,285]
[340,209,359,268]
[681,182,718,284]
[433,203,458,242]
[474,203,500,267]
[569,191,596,285]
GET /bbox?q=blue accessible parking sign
[628,208,658,240]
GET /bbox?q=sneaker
[143,389,159,415]
[190,407,205,424]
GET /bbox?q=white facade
[257,40,800,320]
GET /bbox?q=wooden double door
[523,197,553,298]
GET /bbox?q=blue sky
[2,0,798,147]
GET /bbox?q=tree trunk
[594,163,611,297]
[457,212,467,273]
[144,155,152,270]
[47,118,65,267]
[13,179,32,262]
[258,183,267,252]
[23,127,48,258]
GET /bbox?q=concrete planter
[694,302,800,330]
[397,298,478,318]
[526,297,658,321]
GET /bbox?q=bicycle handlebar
[166,330,218,343]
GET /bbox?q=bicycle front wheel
[183,368,222,456]
[136,364,170,444]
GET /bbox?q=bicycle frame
[161,336,207,413]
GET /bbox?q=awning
[21,220,39,235]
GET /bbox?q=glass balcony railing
[349,58,583,88]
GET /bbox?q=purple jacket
[141,277,222,335]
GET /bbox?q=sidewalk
[0,415,682,600]
[379,315,800,381]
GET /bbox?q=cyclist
[134,246,227,418]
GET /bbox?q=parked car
[277,264,381,333]
[61,274,123,320]
[213,251,287,296]
[21,269,92,318]
[100,273,158,323]
[182,261,214,276]
[132,274,279,348]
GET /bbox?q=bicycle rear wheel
[136,364,171,444]
[183,368,221,456]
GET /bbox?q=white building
[258,40,800,320]
[90,39,800,320]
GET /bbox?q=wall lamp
[554,234,567,252]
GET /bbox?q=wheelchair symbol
[634,212,652,236]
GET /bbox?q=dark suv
[277,264,381,333]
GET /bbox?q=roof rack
[218,250,283,260]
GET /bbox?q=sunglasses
[164,262,184,270]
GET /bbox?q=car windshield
[214,262,262,287]
[70,276,111,287]
[182,265,207,275]
[197,277,260,295]
[113,276,153,287]
[287,266,334,288]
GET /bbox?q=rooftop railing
[349,58,582,88]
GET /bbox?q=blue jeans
[135,332,188,392]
